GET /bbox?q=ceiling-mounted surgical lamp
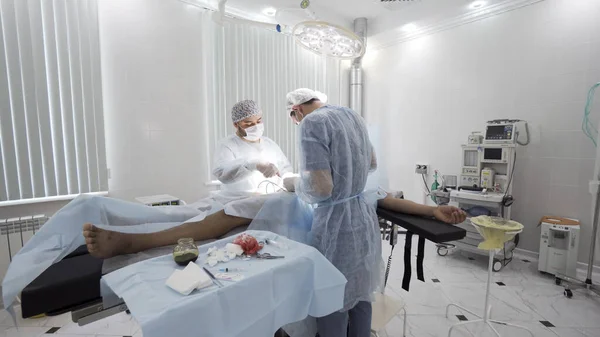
[196,0,365,60]
[292,0,364,60]
[292,21,365,60]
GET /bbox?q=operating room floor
[2,238,600,337]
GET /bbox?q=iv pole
[556,82,600,297]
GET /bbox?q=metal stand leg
[446,250,535,337]
[401,307,407,337]
[447,321,476,337]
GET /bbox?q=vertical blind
[198,11,343,173]
[0,0,107,202]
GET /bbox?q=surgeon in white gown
[213,99,293,197]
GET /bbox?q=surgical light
[206,0,365,60]
[292,21,365,59]
[469,1,486,9]
[262,7,277,17]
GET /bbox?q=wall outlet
[415,164,428,175]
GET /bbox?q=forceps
[256,253,285,259]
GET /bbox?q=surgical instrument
[202,267,224,288]
[256,253,285,259]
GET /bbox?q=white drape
[0,0,107,202]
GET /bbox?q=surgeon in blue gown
[283,88,382,337]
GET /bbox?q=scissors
[256,253,285,259]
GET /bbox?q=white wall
[365,0,600,263]
[98,0,213,203]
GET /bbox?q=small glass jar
[173,238,199,266]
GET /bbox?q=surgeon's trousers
[316,301,372,337]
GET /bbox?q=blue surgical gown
[296,105,383,312]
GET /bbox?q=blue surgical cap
[231,100,261,123]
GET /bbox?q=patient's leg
[83,210,251,259]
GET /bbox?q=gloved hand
[283,176,300,192]
[433,206,467,224]
[256,162,279,178]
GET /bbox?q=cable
[516,122,531,146]
[421,174,431,195]
[384,245,394,289]
[504,150,518,198]
[582,82,600,147]
[257,180,287,194]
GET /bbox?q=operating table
[18,207,466,326]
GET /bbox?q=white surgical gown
[296,105,384,312]
[212,135,292,195]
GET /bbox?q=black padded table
[20,246,103,318]
[377,208,467,291]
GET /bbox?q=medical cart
[433,130,523,271]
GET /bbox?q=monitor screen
[486,125,506,139]
[484,148,502,160]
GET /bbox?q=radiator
[0,215,48,282]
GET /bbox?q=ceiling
[184,0,535,49]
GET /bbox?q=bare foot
[83,223,133,259]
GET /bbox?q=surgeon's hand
[283,176,300,192]
[433,206,467,225]
[256,162,279,178]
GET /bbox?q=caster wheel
[126,309,131,315]
[493,259,503,272]
[564,289,573,298]
[555,278,562,286]
[437,246,449,256]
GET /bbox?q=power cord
[504,151,517,196]
[384,245,395,289]
[421,174,431,195]
[516,122,531,146]
[501,150,517,208]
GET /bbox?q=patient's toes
[83,230,97,238]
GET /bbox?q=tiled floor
[2,238,600,337]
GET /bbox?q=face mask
[242,123,264,141]
[290,107,303,125]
